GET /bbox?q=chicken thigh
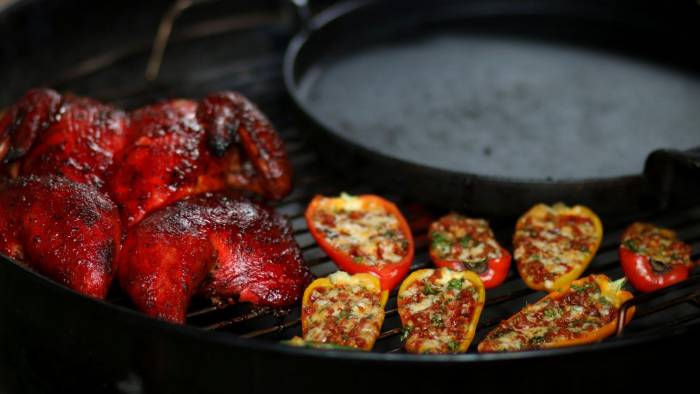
[0,176,121,298]
[118,192,311,323]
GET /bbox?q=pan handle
[289,0,313,31]
[644,146,700,209]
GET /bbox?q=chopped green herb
[447,278,464,291]
[530,254,541,261]
[432,232,449,244]
[337,309,352,321]
[447,340,460,353]
[432,232,452,257]
[423,281,440,296]
[384,230,397,239]
[530,336,546,345]
[431,314,444,328]
[353,255,364,263]
[571,283,593,293]
[460,235,473,247]
[623,239,641,253]
[400,326,412,342]
[543,308,560,319]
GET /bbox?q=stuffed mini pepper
[619,222,693,293]
[514,203,602,292]
[429,213,511,289]
[305,193,414,290]
[397,268,485,354]
[478,274,634,352]
[292,271,388,351]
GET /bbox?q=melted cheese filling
[398,269,480,354]
[430,214,501,265]
[514,207,597,286]
[312,194,409,267]
[303,272,384,349]
[622,222,692,266]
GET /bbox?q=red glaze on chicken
[197,92,292,200]
[110,92,292,226]
[117,192,311,323]
[0,88,61,163]
[0,89,129,190]
[108,100,204,226]
[0,176,121,298]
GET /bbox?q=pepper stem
[609,277,627,292]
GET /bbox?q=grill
[43,0,700,352]
[1,0,700,392]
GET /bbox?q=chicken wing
[110,92,292,226]
[0,89,129,190]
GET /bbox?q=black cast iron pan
[284,0,700,216]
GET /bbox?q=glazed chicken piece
[0,89,298,315]
[0,88,129,190]
[118,192,311,323]
[110,92,292,226]
[0,89,292,224]
[0,176,121,298]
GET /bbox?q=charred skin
[109,100,206,226]
[19,96,130,190]
[198,92,292,200]
[0,88,61,164]
[111,92,293,226]
[0,176,121,298]
[117,193,311,323]
[2,88,293,227]
[0,89,129,190]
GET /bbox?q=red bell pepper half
[619,222,694,293]
[428,213,511,289]
[305,193,414,290]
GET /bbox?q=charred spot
[98,239,115,274]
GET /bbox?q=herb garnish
[337,309,352,321]
[431,314,444,328]
[447,340,460,352]
[460,235,473,247]
[623,239,641,253]
[400,326,412,342]
[571,283,594,293]
[543,308,560,319]
[447,278,464,291]
[423,281,440,296]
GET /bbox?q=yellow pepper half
[398,268,485,354]
[479,274,634,352]
[515,203,603,292]
[298,272,388,351]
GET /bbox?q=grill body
[0,1,699,393]
[0,260,697,393]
